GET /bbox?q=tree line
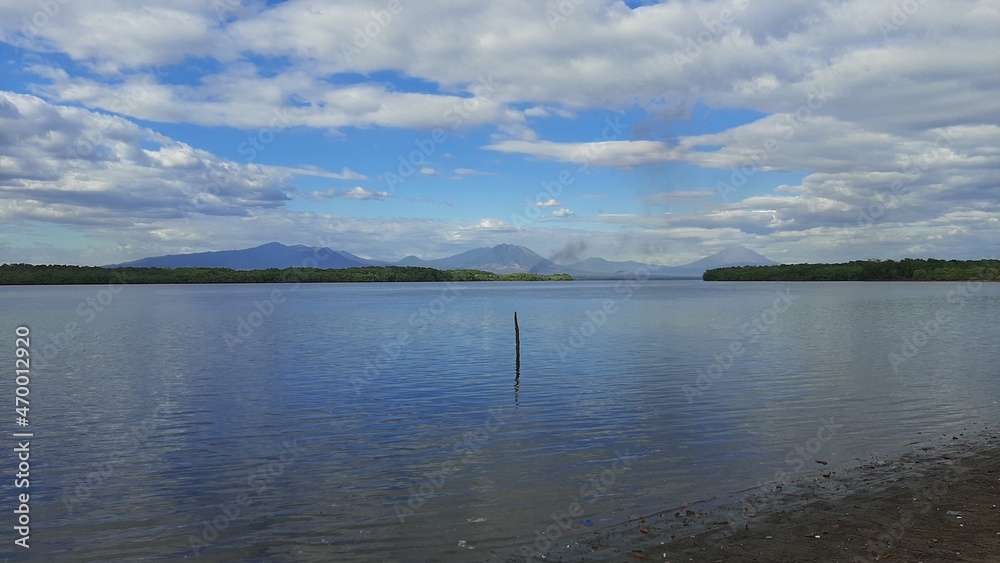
[703,258,1000,282]
[0,264,573,285]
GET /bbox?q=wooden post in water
[514,311,521,375]
[514,311,520,408]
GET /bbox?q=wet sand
[495,428,999,562]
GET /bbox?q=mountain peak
[109,241,375,270]
[110,241,776,277]
[682,245,777,271]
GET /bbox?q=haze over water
[2,280,998,561]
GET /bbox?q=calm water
[1,280,998,561]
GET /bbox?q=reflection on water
[0,280,997,561]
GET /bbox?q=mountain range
[110,242,778,278]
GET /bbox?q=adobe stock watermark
[340,0,407,63]
[673,0,749,70]
[511,115,628,230]
[180,108,290,222]
[521,450,637,561]
[579,450,637,505]
[65,69,163,162]
[555,267,648,361]
[32,271,130,371]
[62,398,175,515]
[350,282,463,394]
[857,461,968,561]
[383,74,498,191]
[772,417,844,484]
[222,235,345,351]
[888,270,996,373]
[724,415,844,536]
[855,130,953,228]
[394,407,508,524]
[878,0,929,40]
[715,86,833,202]
[545,0,589,30]
[19,0,69,36]
[189,439,303,556]
[235,109,292,163]
[211,0,245,23]
[684,287,798,402]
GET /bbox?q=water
[1,280,997,561]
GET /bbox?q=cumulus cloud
[1,3,234,72]
[485,139,674,167]
[5,0,999,129]
[277,166,367,180]
[0,91,289,226]
[303,187,392,201]
[535,198,561,208]
[8,1,999,149]
[475,218,510,230]
[28,67,516,131]
[1,0,998,264]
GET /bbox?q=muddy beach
[495,428,999,562]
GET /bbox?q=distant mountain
[396,255,427,267]
[670,244,778,275]
[564,257,657,277]
[399,244,565,274]
[109,242,380,270]
[560,245,776,278]
[110,242,777,277]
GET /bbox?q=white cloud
[485,139,674,167]
[28,65,514,131]
[7,0,998,162]
[475,218,510,230]
[0,91,289,226]
[1,0,998,264]
[524,105,575,118]
[640,191,716,204]
[552,208,575,218]
[5,0,998,126]
[535,199,561,208]
[343,187,392,200]
[1,3,232,72]
[302,187,392,201]
[276,166,367,180]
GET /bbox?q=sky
[0,0,997,267]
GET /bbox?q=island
[0,264,573,285]
[703,258,1000,282]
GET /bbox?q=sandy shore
[495,427,999,562]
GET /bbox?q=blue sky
[0,0,997,266]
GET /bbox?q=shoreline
[499,427,999,562]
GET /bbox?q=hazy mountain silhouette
[564,257,658,276]
[662,244,778,277]
[110,242,778,277]
[110,242,380,270]
[396,244,562,273]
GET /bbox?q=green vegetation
[703,259,1000,282]
[0,264,573,285]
